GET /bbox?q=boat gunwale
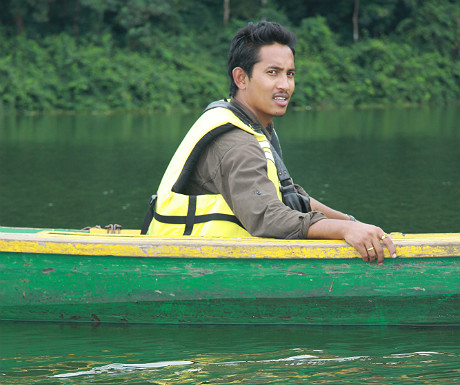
[0,228,459,260]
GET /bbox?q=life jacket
[146,101,282,237]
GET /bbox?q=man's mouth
[273,94,289,106]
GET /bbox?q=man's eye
[288,71,295,77]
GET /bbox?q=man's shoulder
[218,125,255,140]
[210,125,260,152]
[202,125,264,163]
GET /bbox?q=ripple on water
[46,350,458,384]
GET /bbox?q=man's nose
[277,74,291,90]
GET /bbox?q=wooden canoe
[0,226,459,326]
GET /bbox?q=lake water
[0,105,459,383]
[0,105,459,233]
[1,323,459,384]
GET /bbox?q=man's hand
[307,219,397,264]
[342,221,397,264]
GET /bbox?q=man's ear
[232,67,248,91]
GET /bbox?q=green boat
[1,226,459,326]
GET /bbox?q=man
[144,21,397,264]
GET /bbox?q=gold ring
[381,234,388,240]
[367,247,374,251]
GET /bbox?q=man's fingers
[375,242,385,265]
[346,227,396,264]
[366,241,385,264]
[355,244,370,262]
[382,235,397,258]
[366,245,376,263]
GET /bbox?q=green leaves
[0,31,227,112]
[0,0,458,112]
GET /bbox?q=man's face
[236,43,295,127]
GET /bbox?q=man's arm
[191,128,396,263]
[309,197,351,221]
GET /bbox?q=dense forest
[0,0,459,113]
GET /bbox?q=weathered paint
[1,229,459,259]
[0,227,459,325]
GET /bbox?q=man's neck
[230,97,273,138]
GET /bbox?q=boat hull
[1,228,459,325]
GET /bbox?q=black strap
[155,195,243,236]
[269,130,283,159]
[141,194,243,235]
[154,211,243,227]
[269,146,311,213]
[172,123,236,193]
[269,139,291,187]
[140,195,157,235]
[184,195,197,235]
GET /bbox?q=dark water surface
[1,106,459,383]
[0,105,459,232]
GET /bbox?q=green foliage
[288,14,460,109]
[0,31,227,112]
[348,39,460,105]
[395,0,460,57]
[0,0,458,112]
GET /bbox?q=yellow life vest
[147,102,282,237]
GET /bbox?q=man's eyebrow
[266,65,296,71]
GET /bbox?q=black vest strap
[140,195,157,235]
[141,194,244,236]
[172,123,236,194]
[183,195,197,235]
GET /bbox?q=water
[1,323,459,384]
[1,105,459,383]
[0,105,458,233]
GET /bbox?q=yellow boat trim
[0,230,459,259]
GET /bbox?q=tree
[223,0,230,25]
[353,0,360,42]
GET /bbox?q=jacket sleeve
[188,128,326,239]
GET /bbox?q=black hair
[227,21,297,97]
